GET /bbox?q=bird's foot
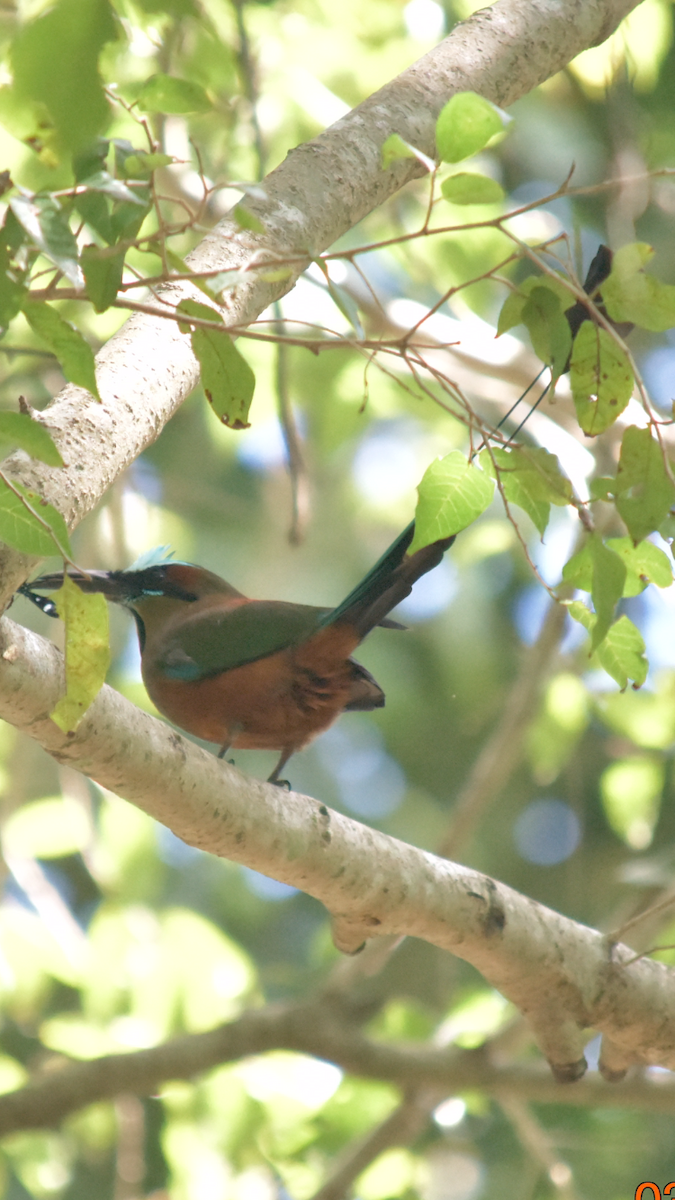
[269,777,291,790]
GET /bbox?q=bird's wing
[155,600,331,680]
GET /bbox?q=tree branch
[0,0,641,608]
[1,615,675,1081]
[2,993,675,1136]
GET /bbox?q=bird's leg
[268,747,294,788]
[218,723,243,760]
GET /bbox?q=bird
[20,522,456,783]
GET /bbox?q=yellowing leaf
[570,323,633,435]
[615,426,675,543]
[178,299,255,429]
[51,575,110,733]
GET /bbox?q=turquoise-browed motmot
[21,522,455,782]
[21,246,624,780]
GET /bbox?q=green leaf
[136,74,211,115]
[3,796,91,858]
[381,133,434,172]
[409,451,494,554]
[440,172,504,205]
[614,425,675,543]
[81,243,125,312]
[9,194,83,288]
[569,322,633,435]
[600,755,663,849]
[51,575,110,733]
[481,445,571,536]
[497,275,574,337]
[605,536,673,595]
[232,203,265,234]
[563,536,627,651]
[178,299,255,430]
[568,602,648,689]
[588,534,626,651]
[120,151,173,179]
[589,476,615,501]
[22,300,100,400]
[596,616,648,689]
[0,477,71,556]
[602,242,675,333]
[381,133,417,168]
[10,0,117,155]
[521,286,572,381]
[562,543,593,591]
[78,170,144,205]
[0,412,63,466]
[0,245,26,328]
[435,92,506,163]
[326,279,364,337]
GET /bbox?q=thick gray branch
[0,0,640,606]
[0,615,673,1080]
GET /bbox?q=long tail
[323,521,456,639]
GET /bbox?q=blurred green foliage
[1,0,675,1198]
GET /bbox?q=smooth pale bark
[1,615,673,1080]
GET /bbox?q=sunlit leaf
[409,452,494,554]
[605,536,673,595]
[50,575,110,734]
[568,602,647,688]
[570,322,633,435]
[381,133,418,168]
[587,534,626,651]
[23,300,100,399]
[435,91,506,163]
[0,411,63,466]
[0,477,71,556]
[10,194,83,287]
[136,74,211,115]
[440,172,504,205]
[563,536,626,651]
[602,242,675,333]
[615,425,675,543]
[480,445,571,535]
[178,299,255,429]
